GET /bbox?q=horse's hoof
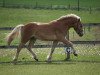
[46,60,52,63]
[47,61,52,63]
[34,58,38,61]
[13,62,17,65]
[12,60,17,65]
[74,53,78,57]
[64,58,70,61]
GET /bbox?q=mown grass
[0,44,100,62]
[0,0,100,7]
[0,62,100,75]
[0,46,100,75]
[0,7,100,27]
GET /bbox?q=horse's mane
[57,14,81,21]
[30,14,81,25]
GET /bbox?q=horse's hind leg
[26,37,38,61]
[47,41,58,62]
[13,43,24,64]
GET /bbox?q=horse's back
[21,22,58,42]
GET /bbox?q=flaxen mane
[57,14,81,21]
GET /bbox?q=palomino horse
[6,14,83,63]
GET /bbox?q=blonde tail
[6,24,24,46]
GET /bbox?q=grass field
[0,45,100,75]
[0,62,100,75]
[0,7,100,28]
[0,0,100,8]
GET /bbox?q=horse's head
[73,18,84,37]
[57,14,84,37]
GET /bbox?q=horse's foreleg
[47,41,58,62]
[13,43,24,64]
[70,46,78,56]
[26,38,38,61]
[61,39,78,56]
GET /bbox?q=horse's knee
[17,43,24,51]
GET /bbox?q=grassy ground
[0,45,100,75]
[0,62,100,75]
[0,45,100,62]
[0,7,100,28]
[0,0,100,7]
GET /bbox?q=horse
[6,14,83,64]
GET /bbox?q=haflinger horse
[6,14,83,64]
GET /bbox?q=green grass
[0,7,100,27]
[0,0,100,8]
[0,45,100,62]
[0,44,100,61]
[0,47,100,75]
[0,62,100,75]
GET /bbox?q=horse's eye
[80,25,82,28]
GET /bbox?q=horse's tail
[6,24,24,46]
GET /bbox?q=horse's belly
[35,34,57,41]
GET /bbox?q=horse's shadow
[15,60,76,65]
[0,60,100,65]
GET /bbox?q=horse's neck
[50,20,72,31]
[59,20,71,29]
[63,19,74,29]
